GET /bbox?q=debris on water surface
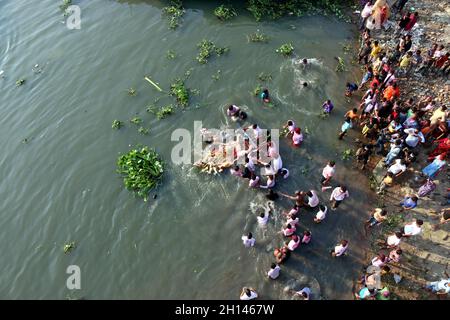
[64,242,75,254]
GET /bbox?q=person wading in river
[329,186,350,211]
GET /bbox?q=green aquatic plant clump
[170,78,189,107]
[130,117,142,125]
[335,56,347,72]
[64,242,75,254]
[246,0,352,22]
[166,50,177,60]
[138,127,149,135]
[112,120,123,129]
[214,4,237,21]
[276,43,294,57]
[156,105,175,120]
[162,0,185,29]
[117,147,164,201]
[127,88,137,96]
[196,39,229,64]
[342,148,354,160]
[59,0,72,11]
[247,30,269,43]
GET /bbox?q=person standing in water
[240,287,258,300]
[321,161,336,186]
[261,89,270,103]
[330,186,349,210]
[292,127,304,147]
[322,99,334,114]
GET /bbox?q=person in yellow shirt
[398,51,413,76]
[377,171,394,194]
[370,40,382,61]
[399,51,412,68]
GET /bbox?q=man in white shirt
[241,232,255,247]
[287,235,301,251]
[306,190,319,208]
[267,263,281,279]
[402,219,423,237]
[330,186,349,210]
[257,210,269,226]
[286,212,299,227]
[404,128,425,148]
[388,159,407,177]
[314,205,327,223]
[240,287,258,300]
[380,231,402,248]
[359,1,374,30]
[321,161,336,186]
[331,240,348,257]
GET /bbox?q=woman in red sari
[428,137,450,161]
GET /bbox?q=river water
[0,0,375,299]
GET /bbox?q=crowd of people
[352,0,449,299]
[235,0,449,300]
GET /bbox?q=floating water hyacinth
[112,120,123,129]
[127,88,137,96]
[214,4,237,21]
[117,147,164,201]
[196,39,229,64]
[162,0,185,29]
[276,43,294,56]
[130,117,142,125]
[170,78,189,107]
[247,30,269,43]
[64,242,75,254]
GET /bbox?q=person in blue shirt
[346,82,359,97]
[260,89,270,103]
[400,195,418,210]
[339,117,353,140]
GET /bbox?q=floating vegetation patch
[257,72,272,82]
[341,42,352,54]
[190,88,200,96]
[342,148,354,160]
[335,56,347,72]
[64,242,75,254]
[117,146,164,201]
[112,120,123,130]
[170,78,189,107]
[130,117,142,125]
[127,88,137,96]
[166,50,177,60]
[214,4,237,21]
[162,0,185,30]
[16,79,26,87]
[247,30,269,43]
[212,70,221,81]
[156,105,174,120]
[196,39,229,64]
[246,0,352,22]
[59,0,72,11]
[184,68,194,79]
[138,127,149,135]
[252,84,263,96]
[276,43,294,57]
